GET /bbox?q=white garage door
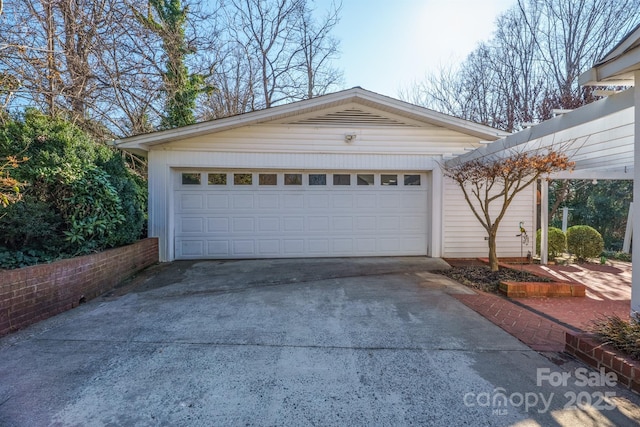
[174,170,428,259]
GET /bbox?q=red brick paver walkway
[453,292,569,352]
[449,260,633,354]
[515,261,632,331]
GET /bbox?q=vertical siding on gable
[442,177,535,259]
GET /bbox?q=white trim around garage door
[171,169,430,260]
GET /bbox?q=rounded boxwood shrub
[566,225,604,261]
[536,227,566,258]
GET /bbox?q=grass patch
[591,313,640,360]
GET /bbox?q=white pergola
[447,24,640,312]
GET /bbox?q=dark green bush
[566,225,604,262]
[535,227,566,258]
[0,109,147,268]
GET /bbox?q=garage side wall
[442,177,536,259]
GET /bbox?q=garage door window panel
[285,173,302,185]
[404,174,421,186]
[208,173,227,185]
[234,173,253,185]
[333,174,351,185]
[357,174,374,186]
[259,174,278,185]
[309,174,326,186]
[381,174,397,186]
[182,173,201,185]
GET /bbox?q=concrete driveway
[1,257,640,426]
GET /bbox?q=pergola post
[623,202,633,253]
[540,179,549,265]
[562,207,569,232]
[430,167,443,258]
[633,70,640,313]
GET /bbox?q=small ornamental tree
[444,150,573,271]
[0,154,27,208]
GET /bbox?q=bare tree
[0,0,156,137]
[293,0,342,99]
[0,0,342,133]
[226,0,304,108]
[204,0,342,115]
[199,44,258,119]
[518,0,639,103]
[444,150,574,271]
[0,1,115,126]
[405,0,640,131]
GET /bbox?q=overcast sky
[320,0,517,97]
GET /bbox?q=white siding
[442,177,535,258]
[146,119,503,261]
[159,123,481,155]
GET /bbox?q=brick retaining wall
[565,332,640,393]
[0,238,158,337]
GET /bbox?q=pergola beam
[446,87,635,167]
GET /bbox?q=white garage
[174,170,428,259]
[117,87,535,262]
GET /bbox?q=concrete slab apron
[1,258,640,426]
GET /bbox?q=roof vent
[287,108,416,127]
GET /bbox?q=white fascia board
[445,87,636,167]
[350,90,508,140]
[115,93,349,150]
[579,45,640,86]
[596,24,640,66]
[579,23,640,87]
[551,169,634,180]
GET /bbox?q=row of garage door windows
[181,172,422,187]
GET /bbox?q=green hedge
[0,109,147,268]
[566,225,604,262]
[536,227,567,258]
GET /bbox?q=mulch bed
[436,264,551,293]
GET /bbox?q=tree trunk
[488,230,499,272]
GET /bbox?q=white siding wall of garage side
[441,177,536,259]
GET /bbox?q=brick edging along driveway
[454,291,640,394]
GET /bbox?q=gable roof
[115,87,507,153]
[579,23,640,86]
